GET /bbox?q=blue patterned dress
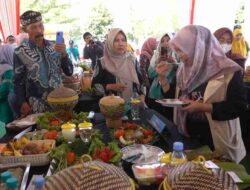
[13,40,73,113]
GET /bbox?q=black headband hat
[20,10,42,27]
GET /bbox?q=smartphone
[56,31,63,43]
[161,47,168,57]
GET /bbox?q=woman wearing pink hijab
[139,37,158,87]
[169,25,246,163]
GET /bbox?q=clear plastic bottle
[170,142,187,166]
[34,176,45,190]
[6,177,18,190]
[0,171,12,189]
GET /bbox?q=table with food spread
[1,88,250,190]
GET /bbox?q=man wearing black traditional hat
[13,10,73,116]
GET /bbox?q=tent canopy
[0,0,249,42]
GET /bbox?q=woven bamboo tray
[159,156,237,190]
[0,140,55,166]
[44,155,135,190]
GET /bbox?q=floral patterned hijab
[169,25,242,95]
[169,25,242,137]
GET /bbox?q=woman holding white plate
[169,25,247,163]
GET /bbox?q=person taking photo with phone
[147,33,179,121]
[13,10,73,117]
[83,32,104,70]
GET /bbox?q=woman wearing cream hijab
[169,25,246,163]
[92,28,143,102]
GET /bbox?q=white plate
[7,113,42,128]
[121,144,165,164]
[155,99,189,107]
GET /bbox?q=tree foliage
[235,1,245,25]
[21,0,76,24]
[85,3,114,41]
[20,0,80,40]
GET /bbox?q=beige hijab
[101,28,139,101]
[169,25,242,137]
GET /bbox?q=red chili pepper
[108,150,113,160]
[104,146,109,154]
[99,151,109,162]
[96,148,101,157]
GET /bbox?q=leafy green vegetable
[108,141,122,163]
[109,152,122,163]
[50,143,69,173]
[37,111,89,131]
[69,112,89,126]
[88,136,105,156]
[37,112,60,131]
[69,139,89,157]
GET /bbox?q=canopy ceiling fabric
[192,0,240,32]
[0,0,247,43]
[0,0,20,42]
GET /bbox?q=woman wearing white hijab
[92,28,143,102]
[169,25,247,163]
[146,33,179,120]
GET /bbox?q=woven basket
[47,87,79,112]
[159,156,237,190]
[44,155,135,190]
[99,95,125,128]
[0,140,55,166]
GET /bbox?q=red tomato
[126,123,137,129]
[45,130,57,139]
[143,129,154,136]
[114,129,125,139]
[48,118,60,126]
[67,152,75,165]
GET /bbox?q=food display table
[1,109,250,190]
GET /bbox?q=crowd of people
[0,10,249,163]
